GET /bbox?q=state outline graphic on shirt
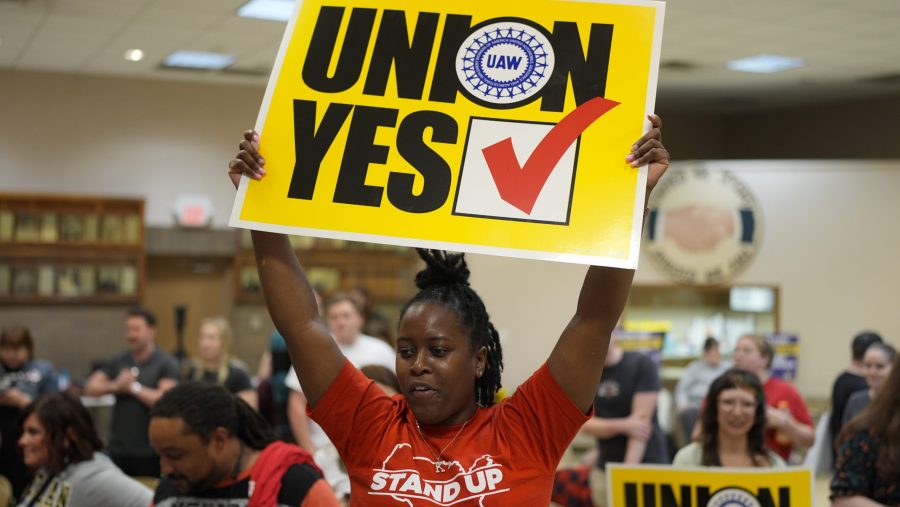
[368,443,511,505]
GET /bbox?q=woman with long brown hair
[16,393,151,507]
[674,368,784,467]
[831,352,900,506]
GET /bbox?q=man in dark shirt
[85,307,179,477]
[580,334,669,468]
[828,331,882,465]
[149,382,337,507]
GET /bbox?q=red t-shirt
[763,377,813,459]
[309,360,590,506]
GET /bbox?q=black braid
[401,249,504,406]
[152,382,275,450]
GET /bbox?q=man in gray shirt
[85,307,179,477]
[674,337,731,443]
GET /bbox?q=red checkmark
[482,97,620,215]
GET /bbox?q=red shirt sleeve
[495,363,592,471]
[307,359,397,466]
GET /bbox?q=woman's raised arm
[547,115,669,412]
[229,130,346,406]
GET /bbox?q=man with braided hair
[227,115,669,506]
[149,382,338,506]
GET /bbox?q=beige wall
[2,70,898,397]
[0,70,262,227]
[467,161,900,398]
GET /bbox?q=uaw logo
[456,19,554,107]
[368,443,509,505]
[644,163,762,285]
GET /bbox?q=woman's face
[396,302,486,426]
[732,338,766,374]
[863,348,893,393]
[197,323,223,363]
[0,345,29,370]
[716,387,758,439]
[18,414,50,469]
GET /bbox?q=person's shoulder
[672,442,702,466]
[152,346,178,362]
[766,450,787,468]
[226,363,253,390]
[628,351,656,369]
[227,361,251,377]
[833,371,866,391]
[836,370,864,383]
[278,463,326,502]
[846,389,869,405]
[680,359,704,374]
[26,358,56,374]
[63,453,117,479]
[766,376,793,390]
[685,358,703,368]
[836,428,875,453]
[27,358,54,368]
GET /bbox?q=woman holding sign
[227,116,668,505]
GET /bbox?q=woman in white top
[674,369,785,468]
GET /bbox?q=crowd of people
[0,120,896,507]
[3,314,896,506]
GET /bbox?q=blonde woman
[187,317,257,409]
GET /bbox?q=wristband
[130,382,144,395]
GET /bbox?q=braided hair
[152,382,275,450]
[401,249,504,407]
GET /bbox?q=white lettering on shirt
[367,444,510,505]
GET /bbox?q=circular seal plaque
[644,164,762,285]
[456,19,555,107]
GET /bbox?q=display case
[233,230,421,304]
[0,194,145,303]
[624,284,780,359]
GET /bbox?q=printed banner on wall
[619,320,669,366]
[768,333,799,381]
[230,0,665,267]
[606,464,814,507]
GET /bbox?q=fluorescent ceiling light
[124,48,144,62]
[163,51,235,70]
[237,0,294,22]
[726,54,806,74]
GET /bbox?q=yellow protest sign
[606,464,815,507]
[230,0,665,267]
